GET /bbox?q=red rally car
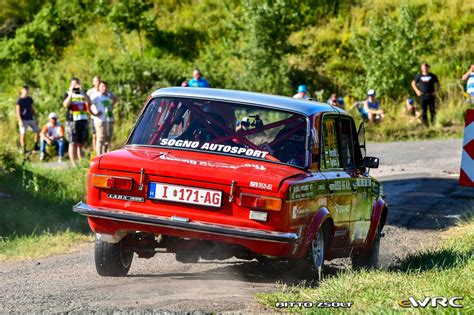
[74,87,388,278]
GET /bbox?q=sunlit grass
[0,230,93,262]
[258,216,474,313]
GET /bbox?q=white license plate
[148,182,222,208]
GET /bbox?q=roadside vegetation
[1,0,473,149]
[0,231,92,263]
[0,149,92,260]
[258,215,474,313]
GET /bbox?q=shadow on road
[382,177,473,230]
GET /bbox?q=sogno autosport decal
[159,139,269,158]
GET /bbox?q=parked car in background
[74,87,388,279]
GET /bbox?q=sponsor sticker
[107,194,145,202]
[355,178,371,187]
[292,205,311,219]
[290,183,314,200]
[159,139,269,158]
[249,181,273,190]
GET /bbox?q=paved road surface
[1,139,472,313]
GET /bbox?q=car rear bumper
[73,202,298,243]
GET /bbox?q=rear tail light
[92,174,133,191]
[239,193,282,211]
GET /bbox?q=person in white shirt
[461,64,474,103]
[87,75,101,150]
[90,81,117,155]
[39,112,65,162]
[293,85,309,99]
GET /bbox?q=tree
[237,0,304,94]
[352,5,432,99]
[108,0,155,57]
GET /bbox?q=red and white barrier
[460,109,474,187]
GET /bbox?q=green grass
[0,151,92,261]
[257,217,474,313]
[0,157,89,236]
[0,230,93,262]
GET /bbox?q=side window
[339,119,355,170]
[322,117,341,169]
[351,120,364,168]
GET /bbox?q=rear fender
[365,197,387,249]
[295,207,332,258]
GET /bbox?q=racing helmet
[203,103,236,129]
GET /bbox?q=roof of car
[151,87,344,116]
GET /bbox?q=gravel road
[1,138,473,313]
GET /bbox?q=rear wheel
[291,226,327,281]
[95,235,133,277]
[309,227,326,280]
[352,226,381,269]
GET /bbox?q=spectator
[337,97,346,110]
[363,89,385,122]
[293,85,309,99]
[63,78,92,166]
[327,93,338,106]
[461,64,474,103]
[87,75,101,101]
[327,93,345,109]
[16,85,40,153]
[411,63,440,126]
[90,81,116,155]
[184,68,210,87]
[402,98,422,124]
[87,75,101,150]
[352,100,368,121]
[39,112,65,162]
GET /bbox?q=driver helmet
[203,103,236,129]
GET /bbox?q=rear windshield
[128,97,309,167]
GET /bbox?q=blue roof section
[151,87,343,116]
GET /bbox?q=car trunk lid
[98,147,304,193]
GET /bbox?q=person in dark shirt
[16,85,40,153]
[411,63,440,126]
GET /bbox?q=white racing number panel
[148,182,222,208]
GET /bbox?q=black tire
[308,227,326,281]
[290,226,327,281]
[95,236,133,277]
[352,226,381,269]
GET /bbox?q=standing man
[63,78,92,166]
[39,112,65,162]
[87,75,101,151]
[16,85,40,153]
[184,68,210,87]
[293,85,309,99]
[411,63,440,126]
[90,81,117,155]
[461,64,474,104]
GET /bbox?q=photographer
[63,77,92,166]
